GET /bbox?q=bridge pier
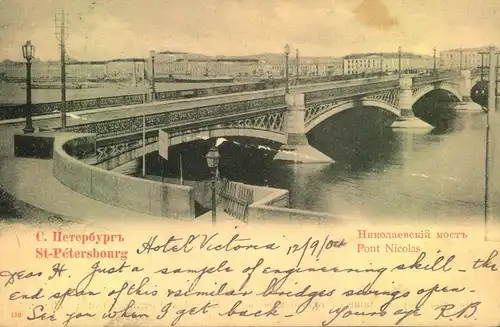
[398,76,415,119]
[274,93,334,164]
[460,70,472,102]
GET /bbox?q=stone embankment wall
[53,133,195,219]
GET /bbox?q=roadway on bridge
[0,75,401,132]
[0,98,185,131]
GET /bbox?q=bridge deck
[4,77,399,131]
[0,72,463,136]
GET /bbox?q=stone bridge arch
[410,83,463,107]
[305,99,401,133]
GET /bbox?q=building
[0,60,27,79]
[440,46,497,71]
[186,60,208,77]
[343,52,434,75]
[315,57,344,76]
[150,51,209,78]
[255,57,343,79]
[0,58,146,82]
[106,58,146,82]
[149,54,261,78]
[33,61,61,80]
[66,61,106,80]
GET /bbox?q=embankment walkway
[0,125,239,228]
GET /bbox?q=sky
[0,0,499,61]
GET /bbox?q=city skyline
[0,0,499,61]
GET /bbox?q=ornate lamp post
[433,47,437,74]
[284,44,290,94]
[296,48,299,85]
[206,146,220,225]
[22,40,35,133]
[398,46,402,77]
[149,50,156,101]
[459,48,463,71]
[380,53,384,76]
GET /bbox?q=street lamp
[149,50,156,101]
[398,46,402,77]
[459,48,463,71]
[284,44,290,94]
[22,40,35,133]
[206,146,220,225]
[380,53,384,76]
[433,47,437,74]
[296,48,299,85]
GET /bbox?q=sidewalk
[0,126,243,228]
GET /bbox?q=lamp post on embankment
[22,40,35,134]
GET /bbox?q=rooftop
[343,52,432,59]
[442,46,499,53]
[186,58,259,63]
[157,51,189,55]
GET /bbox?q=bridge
[8,70,477,168]
[71,70,474,165]
[5,69,481,222]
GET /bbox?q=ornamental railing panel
[155,83,265,101]
[0,93,146,120]
[364,89,400,108]
[412,72,460,85]
[168,112,285,140]
[305,101,342,125]
[95,136,158,163]
[304,80,400,104]
[63,95,286,138]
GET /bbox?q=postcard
[0,0,499,326]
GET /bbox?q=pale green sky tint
[0,0,498,61]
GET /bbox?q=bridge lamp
[22,40,35,133]
[398,46,402,76]
[433,47,437,74]
[149,49,156,101]
[380,53,384,76]
[284,44,290,93]
[206,146,220,225]
[296,48,300,85]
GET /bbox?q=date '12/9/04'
[286,236,347,266]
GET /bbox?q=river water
[0,82,242,104]
[274,110,487,223]
[128,96,488,223]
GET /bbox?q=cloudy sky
[0,0,499,61]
